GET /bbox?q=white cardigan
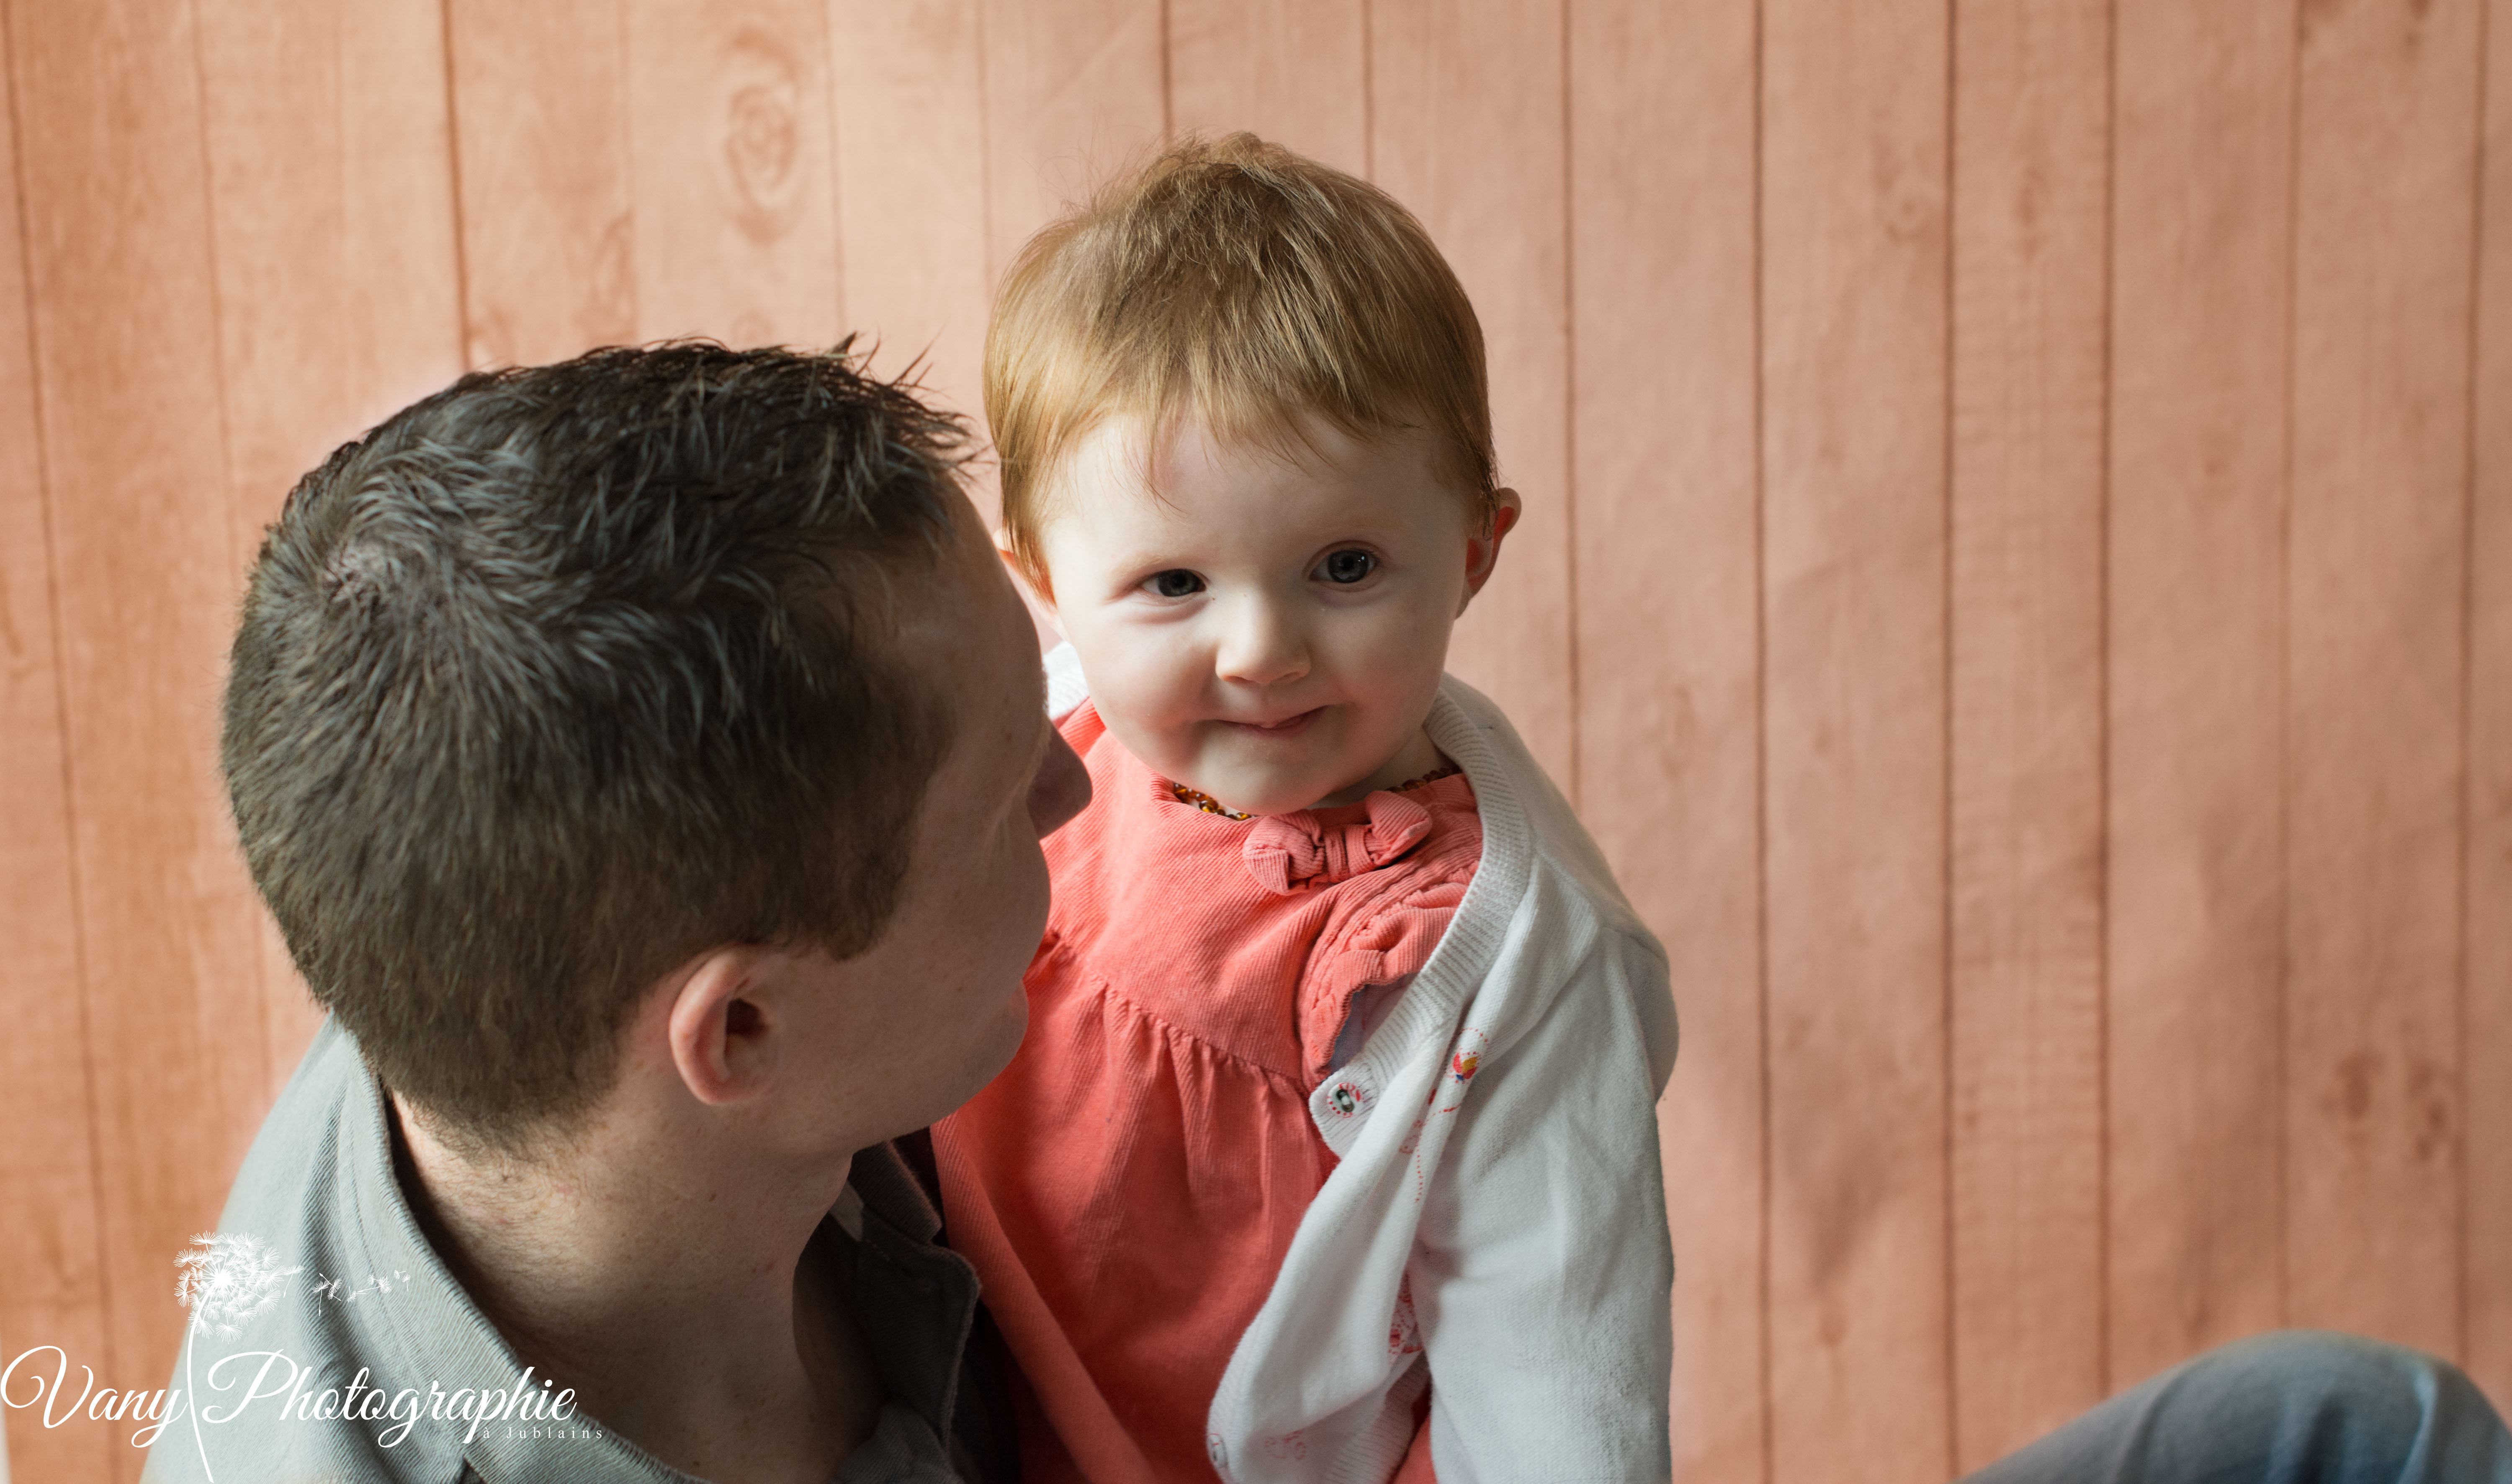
[1044,648,1679,1484]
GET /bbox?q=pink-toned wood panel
[195,0,466,531]
[976,0,1166,285]
[1166,0,1368,178]
[447,0,637,366]
[1757,0,1952,1478]
[0,17,115,1482]
[2104,0,2295,1389]
[827,0,993,422]
[193,0,467,1100]
[6,2,282,1471]
[969,0,1164,645]
[1369,0,1575,794]
[1945,0,2110,1466]
[2281,0,2479,1357]
[10,7,2512,1481]
[1567,1,1764,1480]
[626,0,844,347]
[2470,0,2512,1412]
[821,0,1029,638]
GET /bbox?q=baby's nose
[1213,597,1310,687]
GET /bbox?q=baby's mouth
[1220,706,1324,738]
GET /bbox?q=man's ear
[1460,489,1523,611]
[665,945,783,1107]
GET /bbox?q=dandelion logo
[176,1234,299,1340]
[176,1233,301,1480]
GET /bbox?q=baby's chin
[1113,712,1395,815]
[1171,756,1376,817]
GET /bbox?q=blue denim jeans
[1961,1332,2512,1483]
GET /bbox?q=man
[155,342,2508,1484]
[150,343,1085,1481]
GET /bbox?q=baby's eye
[1147,569,1205,598]
[1317,549,1377,585]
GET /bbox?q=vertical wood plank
[196,0,465,525]
[2470,0,2512,1413]
[977,0,1166,283]
[625,0,843,347]
[1758,0,1951,1478]
[1370,0,1575,791]
[2105,0,2296,1388]
[827,0,992,425]
[2283,0,2479,1357]
[824,0,1033,629]
[6,0,275,1461]
[1946,0,2111,1465]
[0,12,115,1481]
[1568,1,1765,1478]
[970,0,1164,648]
[447,0,637,366]
[1166,0,1368,177]
[193,0,467,1099]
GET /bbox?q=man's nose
[1028,726,1091,838]
[1212,592,1310,688]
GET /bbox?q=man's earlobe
[1460,489,1524,611]
[666,947,781,1106]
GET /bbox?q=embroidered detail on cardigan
[1439,1028,1491,1115]
[1389,1274,1423,1358]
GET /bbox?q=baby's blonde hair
[986,133,1498,582]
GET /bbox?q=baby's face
[1032,414,1506,815]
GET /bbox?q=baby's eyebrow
[1102,549,1203,581]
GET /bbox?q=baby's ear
[994,529,1055,608]
[994,532,1065,647]
[1461,489,1523,607]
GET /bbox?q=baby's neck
[1309,726,1447,809]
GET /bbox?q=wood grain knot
[721,33,806,244]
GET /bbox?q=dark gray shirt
[141,1019,996,1483]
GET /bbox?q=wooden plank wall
[0,2,2503,1480]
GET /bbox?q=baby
[931,134,1678,1484]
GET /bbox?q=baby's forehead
[1043,406,1446,506]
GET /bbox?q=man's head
[224,342,1045,1154]
[985,132,1502,589]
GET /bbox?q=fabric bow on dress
[1241,790,1436,895]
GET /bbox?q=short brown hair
[223,343,963,1151]
[986,132,1496,580]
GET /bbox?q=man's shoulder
[222,1018,365,1221]
[142,1021,506,1484]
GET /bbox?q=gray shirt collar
[325,1040,975,1481]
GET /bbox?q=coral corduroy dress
[932,700,1480,1484]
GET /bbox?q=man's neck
[388,1094,883,1482]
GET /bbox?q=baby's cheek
[1084,670,1157,738]
[1093,693,1198,779]
[1107,648,1207,727]
[1346,617,1448,699]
